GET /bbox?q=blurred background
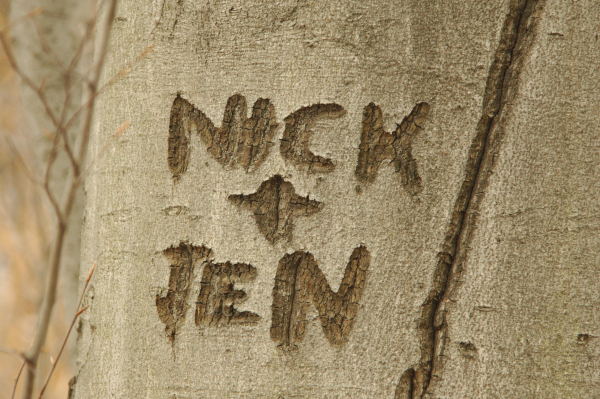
[0,0,90,397]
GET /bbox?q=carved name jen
[156,242,370,348]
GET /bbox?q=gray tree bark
[75,0,600,398]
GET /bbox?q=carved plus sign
[228,175,323,244]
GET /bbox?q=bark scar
[356,102,430,195]
[270,246,370,349]
[228,175,323,244]
[156,243,213,342]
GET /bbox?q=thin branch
[67,19,95,76]
[76,0,118,166]
[0,347,28,362]
[38,263,95,399]
[1,135,42,185]
[2,7,44,33]
[0,32,59,127]
[63,15,97,91]
[32,16,65,73]
[42,143,63,223]
[80,119,131,180]
[12,362,26,399]
[59,43,154,141]
[56,14,99,175]
[56,74,78,175]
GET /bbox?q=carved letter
[280,103,346,173]
[156,243,213,341]
[355,102,430,194]
[168,94,278,176]
[271,246,370,349]
[168,96,195,178]
[196,261,261,327]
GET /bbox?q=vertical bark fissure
[402,1,544,397]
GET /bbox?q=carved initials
[195,261,261,327]
[271,246,370,348]
[169,95,429,192]
[168,94,278,177]
[355,102,430,194]
[162,94,428,348]
[156,243,370,347]
[156,243,213,341]
[280,103,346,173]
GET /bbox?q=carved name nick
[156,243,370,348]
[168,94,430,192]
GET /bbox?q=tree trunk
[74,0,600,398]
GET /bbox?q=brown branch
[59,43,154,147]
[56,15,98,176]
[0,134,42,185]
[38,263,95,399]
[12,362,26,399]
[56,79,79,176]
[0,347,28,362]
[32,16,65,73]
[0,32,59,127]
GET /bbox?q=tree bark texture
[75,0,600,398]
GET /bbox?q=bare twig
[32,16,65,73]
[1,135,41,185]
[1,1,147,396]
[37,263,95,399]
[55,43,153,145]
[0,32,59,127]
[12,362,26,399]
[80,119,131,179]
[2,7,44,31]
[0,347,27,362]
[42,134,63,222]
[58,17,97,173]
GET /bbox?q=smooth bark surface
[75,0,599,398]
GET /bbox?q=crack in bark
[399,1,545,397]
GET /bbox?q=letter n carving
[271,246,370,349]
